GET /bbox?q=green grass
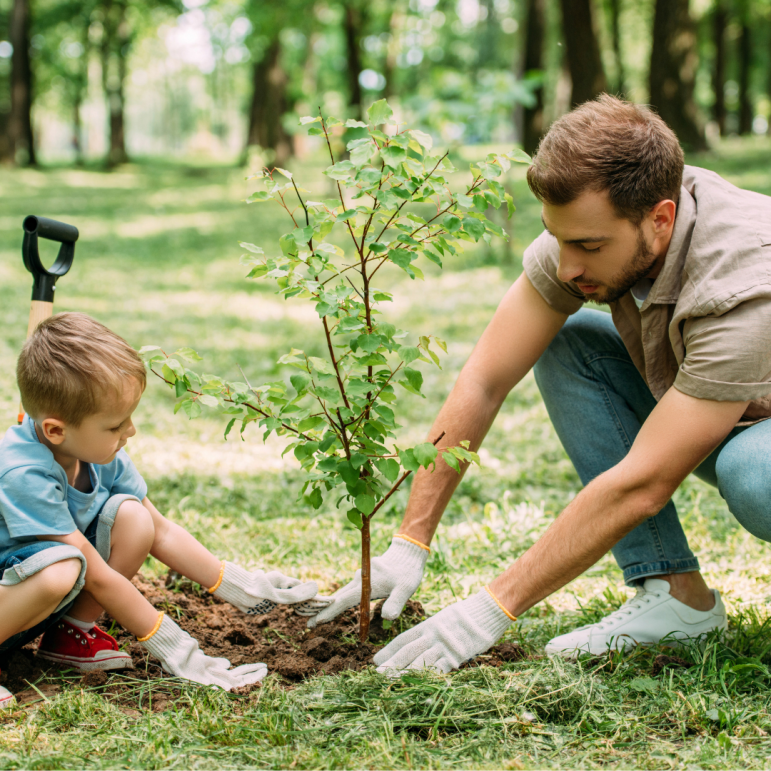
[2,138,771,768]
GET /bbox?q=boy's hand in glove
[373,588,515,675]
[307,536,429,629]
[212,562,330,616]
[140,614,268,689]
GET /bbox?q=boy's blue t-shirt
[0,416,148,549]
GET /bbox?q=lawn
[2,137,771,768]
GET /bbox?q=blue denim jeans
[533,308,771,585]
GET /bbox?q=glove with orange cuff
[306,535,429,629]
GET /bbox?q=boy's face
[38,378,143,465]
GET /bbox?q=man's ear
[650,199,677,238]
[39,417,67,445]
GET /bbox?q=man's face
[541,190,673,305]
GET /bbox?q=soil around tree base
[0,573,529,705]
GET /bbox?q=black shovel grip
[22,215,79,303]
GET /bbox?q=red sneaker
[38,620,134,672]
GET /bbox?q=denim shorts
[0,493,139,654]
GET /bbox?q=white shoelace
[595,588,664,630]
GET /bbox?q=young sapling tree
[141,100,528,642]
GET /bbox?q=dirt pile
[0,573,529,704]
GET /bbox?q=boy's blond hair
[17,312,147,426]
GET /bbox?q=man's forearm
[399,374,503,545]
[488,467,666,616]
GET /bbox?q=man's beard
[581,229,657,305]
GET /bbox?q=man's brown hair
[17,312,146,426]
[527,94,685,223]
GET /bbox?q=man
[309,94,771,673]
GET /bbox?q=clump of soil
[652,653,692,676]
[0,572,528,706]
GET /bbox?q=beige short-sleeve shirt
[523,165,771,425]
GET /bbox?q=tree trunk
[245,38,292,166]
[517,0,546,155]
[649,0,706,150]
[607,0,626,94]
[8,0,35,165]
[101,0,129,166]
[712,0,727,135]
[558,0,608,106]
[359,515,371,643]
[737,24,753,135]
[342,0,365,119]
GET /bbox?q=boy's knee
[34,558,82,601]
[115,500,155,548]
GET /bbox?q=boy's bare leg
[143,498,222,589]
[67,500,155,625]
[0,559,82,644]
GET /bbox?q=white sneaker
[545,578,727,659]
[0,684,14,710]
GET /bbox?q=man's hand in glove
[211,562,332,616]
[307,536,429,629]
[373,588,515,675]
[140,613,268,689]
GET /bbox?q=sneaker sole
[37,651,134,672]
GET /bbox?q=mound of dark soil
[0,572,528,706]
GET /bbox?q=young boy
[0,313,328,708]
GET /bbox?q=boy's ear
[39,418,67,445]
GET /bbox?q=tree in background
[736,0,753,135]
[6,0,35,165]
[712,0,727,135]
[604,0,626,95]
[559,0,607,107]
[649,0,707,150]
[517,0,545,154]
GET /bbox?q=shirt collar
[644,185,696,306]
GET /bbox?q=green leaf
[174,378,187,398]
[356,334,383,352]
[324,161,354,180]
[367,99,394,125]
[290,373,311,393]
[175,347,202,363]
[337,209,357,221]
[463,218,486,242]
[398,346,420,364]
[375,458,400,482]
[246,191,271,204]
[505,192,516,218]
[338,461,359,486]
[443,214,462,233]
[398,448,420,472]
[199,394,218,408]
[224,417,238,440]
[300,116,322,125]
[350,141,375,166]
[404,367,423,392]
[355,493,376,516]
[381,145,406,168]
[307,487,323,509]
[247,265,268,279]
[349,452,368,469]
[347,509,363,529]
[413,442,438,469]
[409,129,433,151]
[181,399,202,419]
[298,416,326,432]
[345,119,368,128]
[443,452,460,473]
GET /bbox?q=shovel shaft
[18,300,54,423]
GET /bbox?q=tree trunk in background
[607,0,626,94]
[517,0,546,155]
[711,0,727,136]
[649,0,706,150]
[100,0,129,166]
[245,38,292,166]
[8,0,36,165]
[737,24,752,135]
[342,0,365,119]
[559,0,607,106]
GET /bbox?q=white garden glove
[373,588,514,675]
[307,536,428,629]
[212,562,329,616]
[140,614,268,689]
